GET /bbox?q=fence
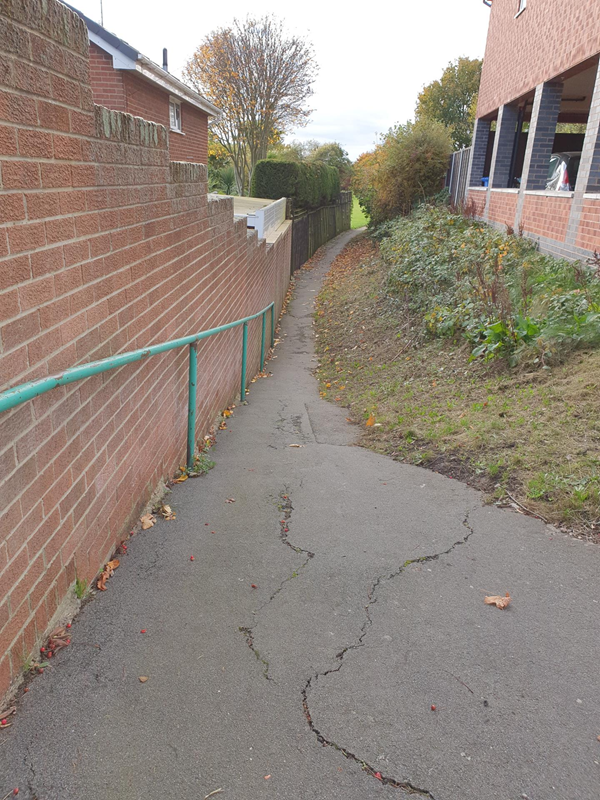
[447,147,473,207]
[290,191,352,272]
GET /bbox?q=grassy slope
[351,195,369,229]
[314,235,600,536]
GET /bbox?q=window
[169,98,181,131]
[516,0,527,15]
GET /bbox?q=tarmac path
[1,228,599,800]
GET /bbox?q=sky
[70,0,491,161]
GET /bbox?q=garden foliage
[251,159,340,207]
[352,120,452,226]
[380,206,600,365]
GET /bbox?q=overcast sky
[70,0,491,161]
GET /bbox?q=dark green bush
[251,159,340,207]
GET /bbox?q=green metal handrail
[0,302,276,469]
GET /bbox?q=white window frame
[169,97,182,132]
[515,0,527,17]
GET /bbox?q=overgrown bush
[380,205,600,365]
[251,159,340,207]
[352,120,452,226]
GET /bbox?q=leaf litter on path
[97,559,120,591]
[484,592,511,609]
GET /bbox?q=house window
[169,98,181,131]
[516,0,527,15]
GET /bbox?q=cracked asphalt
[2,228,600,800]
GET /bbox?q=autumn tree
[184,16,317,195]
[352,120,452,225]
[415,57,482,150]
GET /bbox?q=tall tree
[183,17,317,195]
[415,57,482,150]
[308,142,353,189]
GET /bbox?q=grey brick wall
[467,119,491,187]
[490,104,519,188]
[523,82,563,190]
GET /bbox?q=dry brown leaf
[288,444,303,448]
[484,592,511,609]
[140,514,156,530]
[138,676,149,683]
[174,474,188,483]
[365,415,375,426]
[160,505,176,520]
[106,559,120,571]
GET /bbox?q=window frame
[169,97,182,132]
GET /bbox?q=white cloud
[67,0,490,161]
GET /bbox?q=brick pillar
[565,60,600,247]
[466,119,491,187]
[514,81,563,229]
[522,82,563,190]
[489,104,519,188]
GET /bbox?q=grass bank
[314,234,600,537]
[351,195,369,229]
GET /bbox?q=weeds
[74,577,88,600]
[379,205,600,366]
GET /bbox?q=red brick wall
[88,42,125,112]
[88,47,209,165]
[576,198,600,252]
[0,0,290,701]
[520,193,571,241]
[487,190,518,229]
[478,0,600,117]
[466,189,487,217]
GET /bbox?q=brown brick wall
[519,193,571,241]
[478,0,600,117]
[487,190,519,228]
[88,44,209,165]
[576,198,600,251]
[0,0,290,701]
[88,42,125,112]
[466,189,487,218]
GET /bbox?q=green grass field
[351,195,369,229]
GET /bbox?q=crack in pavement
[24,744,38,800]
[238,490,315,682]
[300,505,480,798]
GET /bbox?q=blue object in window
[481,177,489,187]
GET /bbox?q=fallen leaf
[226,498,236,503]
[106,559,120,571]
[140,513,156,530]
[484,592,511,609]
[264,775,271,780]
[160,505,176,520]
[222,409,232,418]
[138,676,149,683]
[204,790,223,799]
[218,421,227,430]
[174,474,188,483]
[365,415,375,426]
[288,444,303,448]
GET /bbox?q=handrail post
[240,321,248,402]
[260,310,266,371]
[186,342,198,470]
[270,303,275,348]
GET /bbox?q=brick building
[467,0,600,260]
[64,3,219,165]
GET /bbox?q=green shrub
[251,159,340,207]
[380,205,600,365]
[352,120,452,226]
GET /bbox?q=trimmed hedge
[251,160,340,208]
